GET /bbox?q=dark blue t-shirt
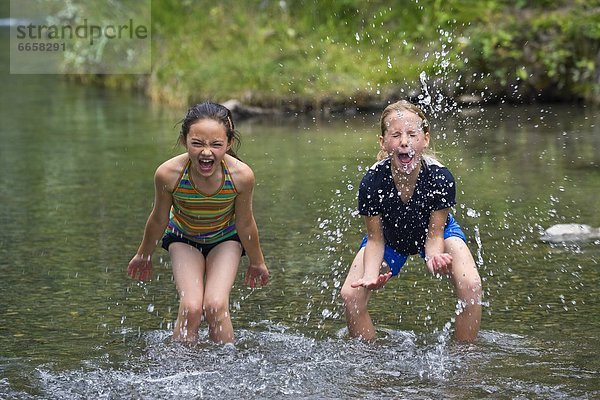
[358,157,456,255]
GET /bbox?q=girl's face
[380,110,430,175]
[185,119,231,177]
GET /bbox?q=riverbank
[8,1,599,113]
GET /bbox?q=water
[1,30,600,399]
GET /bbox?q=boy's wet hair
[379,100,430,136]
[377,100,434,161]
[178,102,241,159]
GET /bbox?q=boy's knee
[456,273,483,301]
[340,285,356,305]
[341,285,367,312]
[468,272,482,292]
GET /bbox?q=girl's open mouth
[199,158,215,172]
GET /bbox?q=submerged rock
[540,224,600,243]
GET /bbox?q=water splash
[418,71,432,109]
[474,225,484,268]
[26,328,493,399]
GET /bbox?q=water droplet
[466,208,480,218]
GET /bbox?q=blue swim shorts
[359,214,467,276]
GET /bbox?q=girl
[127,102,269,343]
[341,100,482,342]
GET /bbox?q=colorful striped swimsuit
[166,159,238,244]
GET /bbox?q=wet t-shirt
[357,157,456,255]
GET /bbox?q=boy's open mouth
[397,152,413,165]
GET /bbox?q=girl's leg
[444,237,482,342]
[170,242,206,342]
[203,240,242,343]
[341,248,376,340]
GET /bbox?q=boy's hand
[426,253,453,275]
[350,271,393,290]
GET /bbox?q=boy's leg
[444,236,482,342]
[341,248,376,340]
[170,242,207,342]
[204,240,242,343]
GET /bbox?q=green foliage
[456,2,600,102]
[64,0,599,107]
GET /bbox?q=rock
[456,94,483,105]
[540,223,600,243]
[222,99,280,119]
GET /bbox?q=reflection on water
[1,29,600,399]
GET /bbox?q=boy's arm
[424,208,453,275]
[351,215,392,289]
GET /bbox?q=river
[1,28,600,399]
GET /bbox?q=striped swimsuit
[166,159,238,244]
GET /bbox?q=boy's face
[380,110,430,175]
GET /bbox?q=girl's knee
[176,301,203,340]
[203,297,229,321]
[179,301,203,323]
[179,298,202,316]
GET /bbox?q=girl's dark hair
[178,102,241,159]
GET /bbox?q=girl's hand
[127,254,153,282]
[426,253,453,275]
[244,263,269,288]
[350,271,393,290]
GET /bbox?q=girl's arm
[424,208,453,275]
[233,164,269,288]
[127,165,174,281]
[351,215,392,289]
